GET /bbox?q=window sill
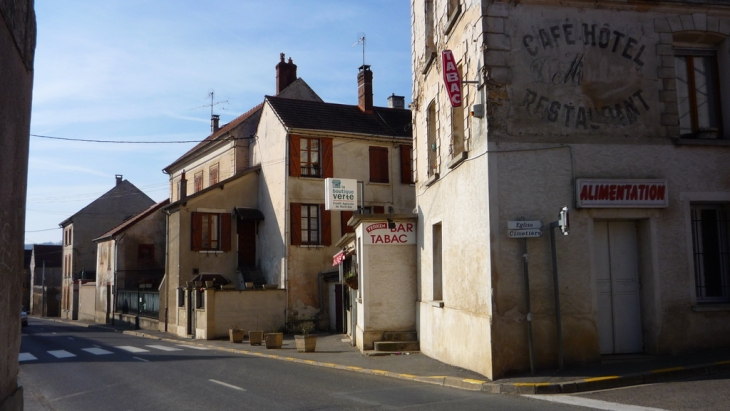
[447,151,468,169]
[299,175,324,180]
[672,137,730,146]
[198,250,223,254]
[443,5,462,36]
[425,173,440,187]
[368,181,390,186]
[298,245,325,249]
[431,300,444,308]
[692,303,730,312]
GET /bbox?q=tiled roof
[93,199,170,242]
[164,103,264,172]
[266,96,412,139]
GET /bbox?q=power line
[30,134,255,144]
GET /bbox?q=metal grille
[116,290,159,318]
[691,205,730,302]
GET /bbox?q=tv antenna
[352,33,366,66]
[189,90,229,117]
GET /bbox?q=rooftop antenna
[352,33,366,66]
[189,90,229,117]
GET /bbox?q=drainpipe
[284,132,290,329]
[112,233,125,325]
[162,208,171,332]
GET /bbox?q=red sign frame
[442,50,462,107]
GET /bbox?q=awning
[332,251,346,266]
[233,207,265,221]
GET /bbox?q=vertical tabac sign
[442,50,462,107]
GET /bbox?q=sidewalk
[39,317,730,395]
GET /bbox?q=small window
[400,145,414,184]
[191,212,231,251]
[675,49,722,139]
[194,171,203,193]
[427,101,438,176]
[291,203,331,246]
[369,146,389,183]
[691,204,730,303]
[209,163,219,185]
[300,137,321,177]
[138,244,155,262]
[301,204,320,245]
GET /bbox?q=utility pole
[549,206,569,371]
[41,260,46,317]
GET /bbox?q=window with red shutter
[341,211,354,236]
[289,135,301,177]
[194,171,203,193]
[290,203,302,245]
[400,145,414,184]
[191,212,229,251]
[369,146,389,183]
[321,204,331,246]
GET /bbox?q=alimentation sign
[576,179,668,208]
[325,178,358,211]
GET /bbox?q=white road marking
[178,345,208,350]
[48,350,76,359]
[67,337,74,340]
[146,345,182,352]
[209,379,246,391]
[133,357,149,362]
[82,347,113,355]
[19,353,37,362]
[116,346,149,353]
[523,395,669,411]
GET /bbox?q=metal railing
[116,290,159,318]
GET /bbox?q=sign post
[549,206,569,370]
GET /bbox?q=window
[400,145,414,184]
[675,50,722,138]
[691,204,730,303]
[369,146,389,183]
[194,171,203,193]
[444,0,461,35]
[138,244,155,262]
[427,101,438,177]
[209,163,219,185]
[191,212,231,251]
[290,203,331,246]
[433,223,443,301]
[289,135,333,178]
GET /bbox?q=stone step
[374,340,420,352]
[382,331,418,341]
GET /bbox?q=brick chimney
[211,114,220,134]
[276,53,297,94]
[358,65,373,113]
[115,175,123,186]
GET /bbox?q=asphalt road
[19,318,592,411]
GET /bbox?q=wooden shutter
[373,206,385,214]
[322,138,333,179]
[289,134,301,177]
[400,145,413,184]
[191,212,203,251]
[290,203,302,245]
[220,213,232,252]
[369,146,389,183]
[340,210,354,236]
[321,204,331,246]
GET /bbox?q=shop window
[289,135,333,178]
[191,212,231,251]
[369,146,389,183]
[291,203,331,246]
[691,204,730,303]
[675,50,722,139]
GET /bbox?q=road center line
[209,379,246,391]
[133,357,149,362]
[523,395,669,411]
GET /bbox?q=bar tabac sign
[442,50,462,107]
[576,179,668,208]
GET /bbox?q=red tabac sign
[442,50,462,107]
[576,179,668,208]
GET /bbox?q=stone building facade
[411,0,730,379]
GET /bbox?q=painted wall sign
[576,179,668,208]
[442,50,462,107]
[507,221,543,230]
[363,221,416,245]
[325,178,358,211]
[507,10,660,136]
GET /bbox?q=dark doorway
[238,219,256,267]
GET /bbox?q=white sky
[25,0,412,244]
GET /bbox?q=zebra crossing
[19,344,208,362]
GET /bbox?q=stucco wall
[197,289,286,339]
[78,283,96,322]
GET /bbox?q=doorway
[594,221,643,354]
[237,220,256,267]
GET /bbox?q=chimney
[276,53,298,94]
[211,114,220,134]
[179,170,187,200]
[115,175,123,186]
[387,93,405,109]
[358,65,373,113]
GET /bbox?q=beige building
[411,0,730,379]
[160,56,414,338]
[60,175,155,320]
